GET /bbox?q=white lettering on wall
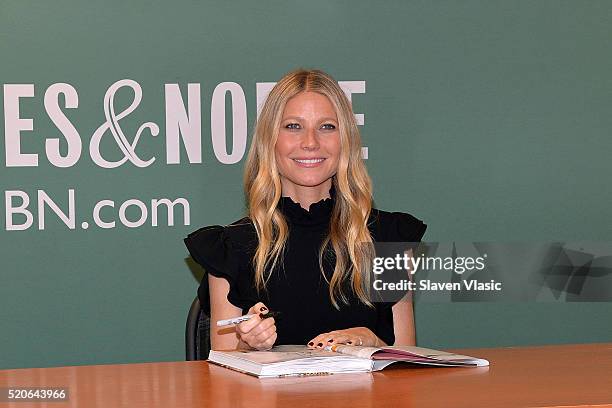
[119,198,148,228]
[89,79,159,169]
[210,82,247,164]
[5,190,34,230]
[151,198,190,227]
[93,199,115,229]
[256,82,276,118]
[339,81,367,159]
[165,83,202,164]
[44,83,82,168]
[4,190,191,231]
[3,84,38,167]
[38,189,76,229]
[338,81,366,125]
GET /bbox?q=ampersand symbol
[89,79,159,168]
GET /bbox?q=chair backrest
[185,296,211,360]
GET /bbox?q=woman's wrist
[356,327,384,347]
[363,327,387,347]
[372,335,380,347]
[373,335,387,347]
[237,338,254,351]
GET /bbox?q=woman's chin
[286,177,333,189]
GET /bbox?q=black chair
[185,296,211,360]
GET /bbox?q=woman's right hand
[236,302,277,350]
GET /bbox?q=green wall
[1,0,611,369]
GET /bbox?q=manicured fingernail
[260,306,267,312]
[317,343,323,347]
[308,342,314,346]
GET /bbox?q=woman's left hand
[307,327,383,349]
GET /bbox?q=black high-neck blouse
[184,186,426,346]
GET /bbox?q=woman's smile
[292,157,326,167]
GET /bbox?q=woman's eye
[321,123,336,130]
[285,123,301,130]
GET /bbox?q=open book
[208,344,489,378]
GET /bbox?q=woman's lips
[292,158,326,168]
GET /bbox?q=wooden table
[0,343,611,408]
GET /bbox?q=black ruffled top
[184,186,427,346]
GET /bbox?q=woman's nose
[301,128,319,150]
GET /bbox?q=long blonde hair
[243,68,375,309]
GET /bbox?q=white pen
[216,311,280,327]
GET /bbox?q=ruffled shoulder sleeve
[369,209,427,243]
[369,210,427,332]
[184,218,257,314]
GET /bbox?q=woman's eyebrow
[319,117,339,122]
[281,116,338,122]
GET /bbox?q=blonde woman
[185,69,426,352]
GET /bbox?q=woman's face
[275,91,341,194]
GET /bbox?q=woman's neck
[280,179,333,212]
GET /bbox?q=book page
[325,344,382,359]
[218,345,336,365]
[376,346,489,366]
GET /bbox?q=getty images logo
[3,79,367,168]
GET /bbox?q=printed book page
[209,345,369,365]
[379,346,489,366]
[328,344,489,366]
